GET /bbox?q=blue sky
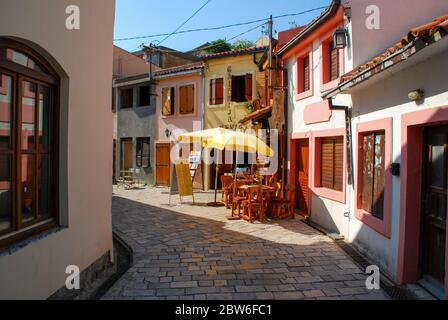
[114,0,331,52]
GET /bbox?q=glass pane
[22,81,36,151]
[0,155,12,232]
[6,48,46,73]
[0,74,12,150]
[38,86,52,152]
[38,155,52,220]
[430,133,445,189]
[21,154,35,223]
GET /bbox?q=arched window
[0,38,59,248]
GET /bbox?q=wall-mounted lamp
[408,89,425,102]
[333,27,348,49]
[165,129,171,138]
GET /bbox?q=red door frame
[289,132,312,217]
[398,106,448,299]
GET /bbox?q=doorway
[156,143,171,186]
[419,126,447,298]
[296,139,309,215]
[121,138,133,171]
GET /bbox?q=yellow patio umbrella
[203,131,274,211]
[178,128,231,143]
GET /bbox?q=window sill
[208,104,225,108]
[295,89,313,101]
[0,222,63,256]
[312,187,345,204]
[320,79,339,93]
[355,208,390,238]
[161,114,176,119]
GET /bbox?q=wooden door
[420,126,447,297]
[296,139,309,214]
[156,143,171,186]
[121,139,133,170]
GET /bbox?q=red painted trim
[354,117,393,238]
[398,106,448,299]
[311,128,346,204]
[295,47,313,101]
[289,132,313,217]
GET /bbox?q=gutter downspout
[282,62,289,191]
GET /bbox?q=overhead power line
[157,0,212,46]
[114,6,327,42]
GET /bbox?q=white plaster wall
[0,0,115,299]
[349,0,448,66]
[347,42,448,281]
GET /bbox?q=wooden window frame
[136,137,150,168]
[230,74,253,103]
[120,87,134,109]
[295,47,313,101]
[355,118,392,238]
[179,84,195,115]
[209,78,224,106]
[0,38,59,250]
[161,86,175,117]
[312,128,346,204]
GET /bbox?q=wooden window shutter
[180,85,194,114]
[245,73,253,101]
[170,87,175,115]
[330,42,339,81]
[209,79,215,105]
[215,78,223,104]
[303,56,310,92]
[321,137,344,191]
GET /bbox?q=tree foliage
[231,39,255,51]
[205,39,232,54]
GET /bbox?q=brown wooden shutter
[245,73,253,101]
[330,43,339,81]
[303,56,310,92]
[321,137,344,191]
[209,79,215,105]
[215,78,223,104]
[180,85,194,114]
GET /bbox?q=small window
[231,74,252,103]
[5,48,47,73]
[138,85,150,107]
[120,88,133,109]
[136,138,150,168]
[320,137,344,191]
[210,78,224,105]
[179,84,195,115]
[162,87,175,116]
[297,54,311,94]
[329,41,339,81]
[321,39,340,85]
[359,131,385,220]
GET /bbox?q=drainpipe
[282,63,289,189]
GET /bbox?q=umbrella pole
[207,149,225,207]
[231,150,239,218]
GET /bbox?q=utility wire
[156,0,212,45]
[114,6,327,42]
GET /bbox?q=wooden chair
[221,175,234,208]
[241,185,262,223]
[271,184,296,219]
[232,180,250,217]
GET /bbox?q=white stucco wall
[347,41,448,280]
[0,0,115,299]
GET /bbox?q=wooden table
[238,185,276,223]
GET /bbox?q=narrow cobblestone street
[103,187,390,300]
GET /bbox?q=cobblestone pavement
[103,187,390,300]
